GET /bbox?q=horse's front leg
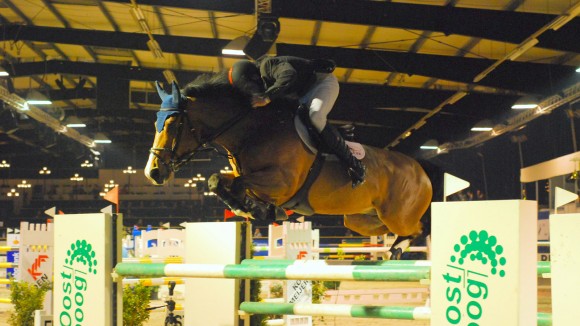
[208,173,253,218]
[208,173,276,220]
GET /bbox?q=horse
[144,75,435,259]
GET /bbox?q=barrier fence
[115,260,431,282]
[239,302,553,326]
[115,259,553,282]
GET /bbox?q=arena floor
[0,278,552,325]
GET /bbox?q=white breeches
[300,73,339,132]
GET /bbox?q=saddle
[279,106,360,217]
[295,105,355,153]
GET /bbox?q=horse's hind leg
[384,235,415,260]
[344,214,415,260]
[343,214,389,236]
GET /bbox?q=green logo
[450,230,507,277]
[442,230,507,325]
[65,239,98,275]
[60,239,98,325]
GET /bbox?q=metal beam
[8,60,203,82]
[103,0,580,53]
[3,25,575,94]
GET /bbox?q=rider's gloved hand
[251,94,271,108]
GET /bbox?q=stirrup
[349,169,365,188]
[348,163,366,188]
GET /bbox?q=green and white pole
[116,259,551,281]
[115,259,431,282]
[240,302,553,325]
[240,259,431,266]
[240,302,431,320]
[244,258,549,276]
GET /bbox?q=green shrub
[311,281,326,304]
[123,282,152,326]
[8,279,52,326]
[269,282,283,298]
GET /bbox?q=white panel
[19,222,54,312]
[431,200,537,326]
[54,213,121,326]
[549,213,580,325]
[520,151,579,183]
[185,222,242,326]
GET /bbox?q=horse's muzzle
[145,154,171,185]
[146,167,165,185]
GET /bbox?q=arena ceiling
[0,0,579,171]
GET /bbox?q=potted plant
[8,279,52,326]
[123,282,152,326]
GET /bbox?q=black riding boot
[320,124,366,188]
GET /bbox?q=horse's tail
[417,159,445,239]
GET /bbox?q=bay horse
[144,76,434,259]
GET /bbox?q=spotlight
[257,17,280,42]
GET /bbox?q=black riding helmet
[228,60,265,94]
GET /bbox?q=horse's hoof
[248,202,269,220]
[389,247,403,260]
[274,206,288,221]
[233,209,253,219]
[381,251,392,260]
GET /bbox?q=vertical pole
[517,141,525,199]
[477,152,488,198]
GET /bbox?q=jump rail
[121,257,184,264]
[0,246,19,252]
[122,277,185,286]
[243,259,552,276]
[239,302,552,326]
[115,260,431,282]
[115,259,552,281]
[0,262,18,268]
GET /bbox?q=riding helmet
[228,60,264,94]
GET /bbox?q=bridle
[149,105,200,172]
[149,99,251,173]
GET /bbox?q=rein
[150,99,252,172]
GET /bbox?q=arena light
[93,132,111,144]
[65,116,86,128]
[243,16,280,60]
[511,95,539,109]
[471,119,493,132]
[26,90,52,105]
[420,139,439,150]
[6,189,19,197]
[222,36,250,56]
[257,17,280,42]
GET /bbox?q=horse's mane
[182,70,298,121]
[182,70,250,105]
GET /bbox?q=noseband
[149,102,252,173]
[149,107,203,172]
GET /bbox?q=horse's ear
[155,81,167,99]
[171,81,181,104]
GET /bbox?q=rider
[228,56,366,188]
